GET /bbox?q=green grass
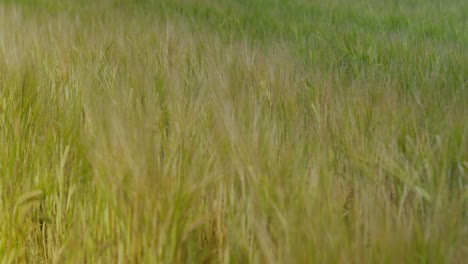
[0,0,466,262]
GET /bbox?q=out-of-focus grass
[0,0,466,262]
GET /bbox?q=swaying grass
[0,0,466,262]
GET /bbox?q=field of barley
[0,0,466,262]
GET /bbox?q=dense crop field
[0,0,466,262]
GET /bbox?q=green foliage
[0,0,466,262]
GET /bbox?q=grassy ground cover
[0,0,466,262]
